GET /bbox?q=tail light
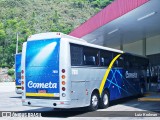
[56,32,60,35]
[21,69,24,91]
[21,76,24,79]
[62,75,65,79]
[61,69,66,95]
[22,86,24,90]
[21,81,24,85]
[62,69,65,73]
[62,81,65,85]
[62,87,65,91]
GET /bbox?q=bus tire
[54,108,62,111]
[99,90,109,109]
[88,92,99,111]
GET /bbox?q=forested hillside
[0,0,113,68]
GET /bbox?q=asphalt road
[0,82,160,120]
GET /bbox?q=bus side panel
[104,68,143,101]
[70,67,104,107]
[123,69,140,96]
[104,68,124,100]
[103,68,131,100]
[70,67,140,105]
[15,53,22,94]
[70,67,146,105]
[71,81,86,107]
[22,42,27,100]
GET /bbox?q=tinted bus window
[124,54,133,69]
[136,57,149,70]
[113,52,119,67]
[70,44,83,66]
[83,47,99,66]
[100,50,112,67]
[134,57,142,69]
[118,56,124,68]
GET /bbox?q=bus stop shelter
[69,0,160,91]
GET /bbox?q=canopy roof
[69,0,160,47]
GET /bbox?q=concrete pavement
[0,82,159,120]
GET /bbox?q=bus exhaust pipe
[53,103,57,106]
[28,102,31,105]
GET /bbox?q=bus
[21,32,149,111]
[15,53,22,94]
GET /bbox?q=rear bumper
[22,98,89,108]
[22,99,72,108]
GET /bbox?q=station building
[69,0,160,91]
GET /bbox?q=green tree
[0,22,6,45]
[0,0,113,68]
[90,0,113,8]
[0,30,6,45]
[0,22,6,66]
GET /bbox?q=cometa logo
[125,71,138,78]
[28,81,57,89]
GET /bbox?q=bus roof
[27,32,86,42]
[67,38,123,54]
[27,32,123,54]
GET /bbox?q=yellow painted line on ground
[144,93,150,96]
[26,93,54,97]
[138,98,160,101]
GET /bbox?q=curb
[138,98,160,101]
[138,92,160,101]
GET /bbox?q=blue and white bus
[21,32,149,111]
[15,53,22,94]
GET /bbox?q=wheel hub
[103,94,108,105]
[92,95,98,107]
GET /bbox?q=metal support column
[120,43,123,51]
[142,38,146,56]
[143,38,150,91]
[120,35,123,50]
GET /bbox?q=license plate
[38,90,46,93]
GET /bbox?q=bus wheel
[88,92,99,111]
[99,90,109,109]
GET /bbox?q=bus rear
[21,33,60,106]
[21,33,72,108]
[15,53,22,94]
